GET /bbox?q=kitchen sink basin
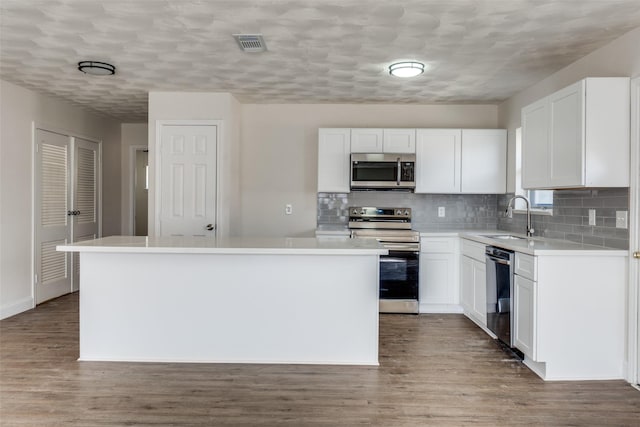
[485,234,527,240]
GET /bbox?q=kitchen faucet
[506,195,534,237]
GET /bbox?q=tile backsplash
[497,188,629,249]
[317,192,499,231]
[318,188,630,249]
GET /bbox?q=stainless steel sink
[485,234,527,240]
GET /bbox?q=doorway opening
[133,148,149,236]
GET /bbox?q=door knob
[634,251,640,259]
[205,224,215,231]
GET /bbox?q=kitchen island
[58,236,387,365]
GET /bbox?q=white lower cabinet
[513,274,535,359]
[511,252,626,381]
[459,239,487,328]
[419,236,461,313]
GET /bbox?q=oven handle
[396,157,401,186]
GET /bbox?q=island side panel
[79,252,380,365]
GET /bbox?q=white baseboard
[419,303,464,314]
[0,296,34,320]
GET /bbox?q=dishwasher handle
[486,255,511,266]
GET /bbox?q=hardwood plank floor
[1,293,638,426]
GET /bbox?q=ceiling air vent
[233,34,267,52]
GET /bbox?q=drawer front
[515,253,537,281]
[461,239,486,262]
[420,237,455,254]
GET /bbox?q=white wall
[238,104,499,237]
[147,92,241,237]
[120,123,148,235]
[0,79,122,319]
[499,26,640,191]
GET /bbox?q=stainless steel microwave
[351,153,416,191]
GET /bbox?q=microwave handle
[396,157,401,186]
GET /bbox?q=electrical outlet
[285,204,293,215]
[616,210,628,229]
[588,209,596,226]
[438,207,445,218]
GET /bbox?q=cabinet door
[472,259,487,326]
[460,129,507,193]
[460,256,474,313]
[415,129,461,193]
[350,128,383,153]
[318,128,350,192]
[383,129,416,153]
[548,80,585,187]
[514,274,536,359]
[419,252,455,305]
[522,98,549,189]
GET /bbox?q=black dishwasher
[485,246,515,347]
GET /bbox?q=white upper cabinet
[521,77,630,189]
[382,129,416,153]
[318,128,350,193]
[522,98,549,189]
[415,129,461,193]
[461,129,507,193]
[350,128,416,153]
[350,128,383,152]
[415,128,506,194]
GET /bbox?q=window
[514,127,553,214]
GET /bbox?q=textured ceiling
[1,0,640,122]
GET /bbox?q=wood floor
[1,294,639,426]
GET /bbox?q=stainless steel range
[349,207,420,314]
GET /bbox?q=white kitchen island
[58,236,386,365]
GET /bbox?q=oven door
[379,250,419,300]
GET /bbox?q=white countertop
[422,230,628,256]
[57,235,388,256]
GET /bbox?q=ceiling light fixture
[78,61,116,76]
[389,61,424,78]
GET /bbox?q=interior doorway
[133,148,148,236]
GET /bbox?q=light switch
[616,211,628,229]
[285,204,293,215]
[438,207,445,217]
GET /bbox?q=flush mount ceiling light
[389,61,424,78]
[78,61,116,76]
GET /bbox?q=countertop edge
[418,230,627,256]
[57,245,388,256]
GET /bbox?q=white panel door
[460,129,507,193]
[350,128,383,153]
[415,129,461,193]
[159,125,217,237]
[419,253,454,304]
[472,259,487,326]
[317,128,351,192]
[522,98,549,189]
[71,138,101,291]
[34,129,72,304]
[383,129,416,153]
[460,256,474,313]
[548,80,585,187]
[514,274,536,359]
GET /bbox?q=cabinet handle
[396,157,401,186]
[205,224,215,231]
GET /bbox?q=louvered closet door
[71,138,100,291]
[35,129,72,304]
